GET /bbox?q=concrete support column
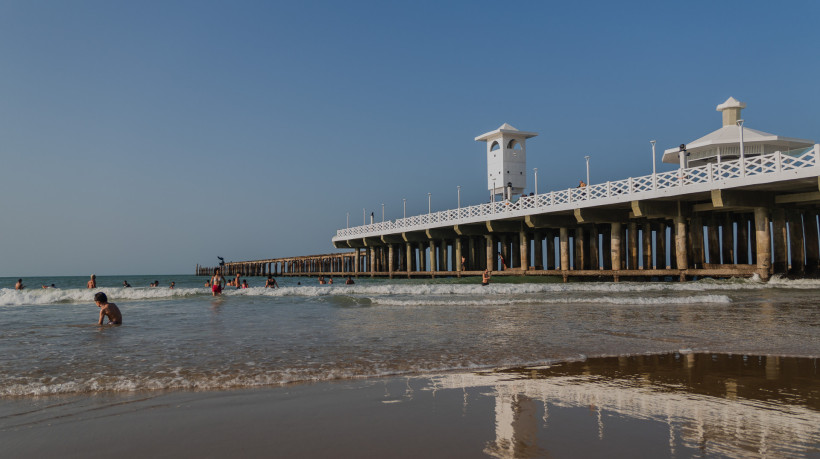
[559,227,570,270]
[455,238,463,276]
[656,223,667,269]
[721,215,734,265]
[546,231,555,270]
[369,247,375,276]
[804,211,820,274]
[691,216,704,269]
[467,237,476,271]
[388,245,394,278]
[572,227,582,270]
[788,211,805,276]
[674,216,688,271]
[601,226,612,270]
[754,207,771,280]
[428,241,437,273]
[610,222,622,276]
[590,226,600,270]
[534,232,544,270]
[418,243,426,272]
[485,235,494,271]
[707,217,719,265]
[519,231,528,271]
[500,235,510,270]
[406,243,413,274]
[736,217,749,264]
[642,223,652,269]
[772,208,787,274]
[628,222,638,269]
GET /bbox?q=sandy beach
[3,353,817,458]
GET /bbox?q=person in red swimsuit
[211,268,225,296]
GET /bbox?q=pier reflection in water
[424,353,819,458]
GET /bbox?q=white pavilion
[661,97,814,167]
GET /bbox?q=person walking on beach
[15,279,24,290]
[94,292,122,325]
[482,269,491,286]
[211,268,225,296]
[87,275,96,289]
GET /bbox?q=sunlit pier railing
[333,145,820,241]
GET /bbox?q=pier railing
[333,145,820,241]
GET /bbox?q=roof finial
[716,97,746,127]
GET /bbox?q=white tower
[475,123,538,199]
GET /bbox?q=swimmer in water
[94,292,122,325]
[87,275,96,289]
[211,268,225,296]
[482,269,491,286]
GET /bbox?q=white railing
[334,146,820,240]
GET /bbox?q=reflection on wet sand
[426,353,819,458]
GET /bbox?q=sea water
[0,274,818,397]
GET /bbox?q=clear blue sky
[2,1,818,276]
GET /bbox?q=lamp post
[534,168,538,195]
[346,212,349,229]
[492,179,496,202]
[584,156,590,185]
[737,119,745,177]
[457,186,461,209]
[428,193,431,214]
[381,203,384,222]
[650,140,657,189]
[363,208,366,225]
[402,198,406,219]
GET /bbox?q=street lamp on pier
[534,168,538,195]
[428,193,431,214]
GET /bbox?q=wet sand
[2,353,818,458]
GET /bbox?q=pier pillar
[610,222,622,273]
[673,216,688,271]
[533,232,543,269]
[388,245,394,278]
[519,231,528,271]
[559,227,570,271]
[601,226,612,270]
[545,231,555,270]
[642,223,652,269]
[788,211,805,276]
[628,222,638,269]
[406,243,413,274]
[429,241,437,273]
[707,216,720,265]
[418,242,426,273]
[456,238,463,276]
[736,216,749,264]
[369,247,375,277]
[468,237,476,271]
[574,227,584,270]
[754,207,771,280]
[485,235,494,271]
[656,222,667,269]
[500,235,510,270]
[721,215,734,265]
[691,216,704,269]
[590,226,599,270]
[804,211,819,274]
[772,208,787,274]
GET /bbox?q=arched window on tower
[491,141,500,151]
[507,140,522,150]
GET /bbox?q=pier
[199,98,820,282]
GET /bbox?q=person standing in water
[87,275,96,289]
[482,269,491,286]
[94,292,122,325]
[15,279,24,290]
[211,268,225,296]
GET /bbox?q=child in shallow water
[94,292,122,325]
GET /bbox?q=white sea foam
[368,294,732,307]
[1,274,817,306]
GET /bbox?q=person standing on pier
[211,268,225,296]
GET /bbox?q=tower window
[491,141,500,151]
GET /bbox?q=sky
[1,0,819,276]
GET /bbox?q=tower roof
[475,123,538,142]
[716,97,746,112]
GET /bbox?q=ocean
[2,274,820,457]
[1,274,817,397]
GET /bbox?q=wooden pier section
[198,146,820,282]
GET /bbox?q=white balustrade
[334,146,820,240]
